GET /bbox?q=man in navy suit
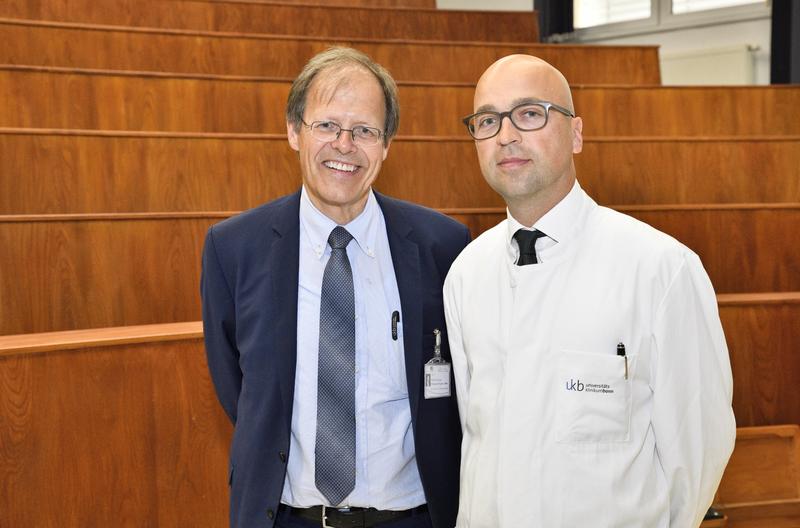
[201,47,469,528]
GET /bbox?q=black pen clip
[391,311,400,341]
[617,342,628,380]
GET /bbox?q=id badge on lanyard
[424,329,451,399]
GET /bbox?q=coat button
[279,451,287,463]
[267,509,274,519]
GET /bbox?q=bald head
[468,54,583,227]
[474,55,575,114]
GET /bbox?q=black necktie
[514,229,547,266]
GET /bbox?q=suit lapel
[376,193,424,423]
[268,191,302,420]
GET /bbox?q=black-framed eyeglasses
[301,119,384,146]
[462,101,576,140]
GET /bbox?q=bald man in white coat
[443,55,735,528]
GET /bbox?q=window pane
[672,0,764,14]
[574,0,651,29]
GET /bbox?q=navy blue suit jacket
[201,191,470,528]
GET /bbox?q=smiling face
[287,66,390,225]
[472,55,583,224]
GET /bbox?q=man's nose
[332,129,357,152]
[496,115,521,145]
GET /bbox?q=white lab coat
[443,183,735,528]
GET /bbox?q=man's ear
[571,116,583,154]
[287,120,300,152]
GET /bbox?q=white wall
[583,18,771,85]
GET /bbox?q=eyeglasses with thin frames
[462,101,576,140]
[301,119,384,147]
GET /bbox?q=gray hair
[286,47,399,145]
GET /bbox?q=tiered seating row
[2,300,797,524]
[0,19,660,84]
[0,0,539,42]
[1,0,798,525]
[714,425,800,527]
[449,206,800,296]
[719,296,800,428]
[2,130,798,214]
[4,66,800,136]
[1,206,797,334]
[0,324,230,527]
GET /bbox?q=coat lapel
[268,191,302,420]
[376,193,424,423]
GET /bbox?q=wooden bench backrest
[717,425,800,505]
[0,20,660,84]
[4,68,800,136]
[0,0,539,41]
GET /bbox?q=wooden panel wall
[713,424,800,526]
[0,20,660,85]
[0,216,217,335]
[2,132,797,214]
[716,425,800,505]
[578,138,800,205]
[719,296,800,428]
[574,85,800,137]
[4,68,799,136]
[0,68,292,134]
[0,207,795,334]
[629,206,800,294]
[0,330,231,527]
[0,0,539,42]
[0,132,306,214]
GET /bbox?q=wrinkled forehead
[307,64,382,107]
[474,58,573,113]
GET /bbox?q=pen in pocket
[617,342,628,380]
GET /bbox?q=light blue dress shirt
[281,187,426,509]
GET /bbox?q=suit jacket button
[267,509,274,519]
[279,451,287,463]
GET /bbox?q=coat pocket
[555,349,635,443]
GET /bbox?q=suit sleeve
[650,254,736,528]
[200,227,241,424]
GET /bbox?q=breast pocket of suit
[555,349,635,443]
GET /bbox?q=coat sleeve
[200,227,241,424]
[444,265,470,433]
[650,254,736,528]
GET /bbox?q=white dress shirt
[444,181,735,527]
[281,187,425,509]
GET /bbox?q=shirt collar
[300,186,379,260]
[506,180,588,253]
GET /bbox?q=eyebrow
[474,97,546,114]
[310,117,381,129]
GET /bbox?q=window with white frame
[671,0,764,14]
[574,0,651,28]
[573,0,768,35]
